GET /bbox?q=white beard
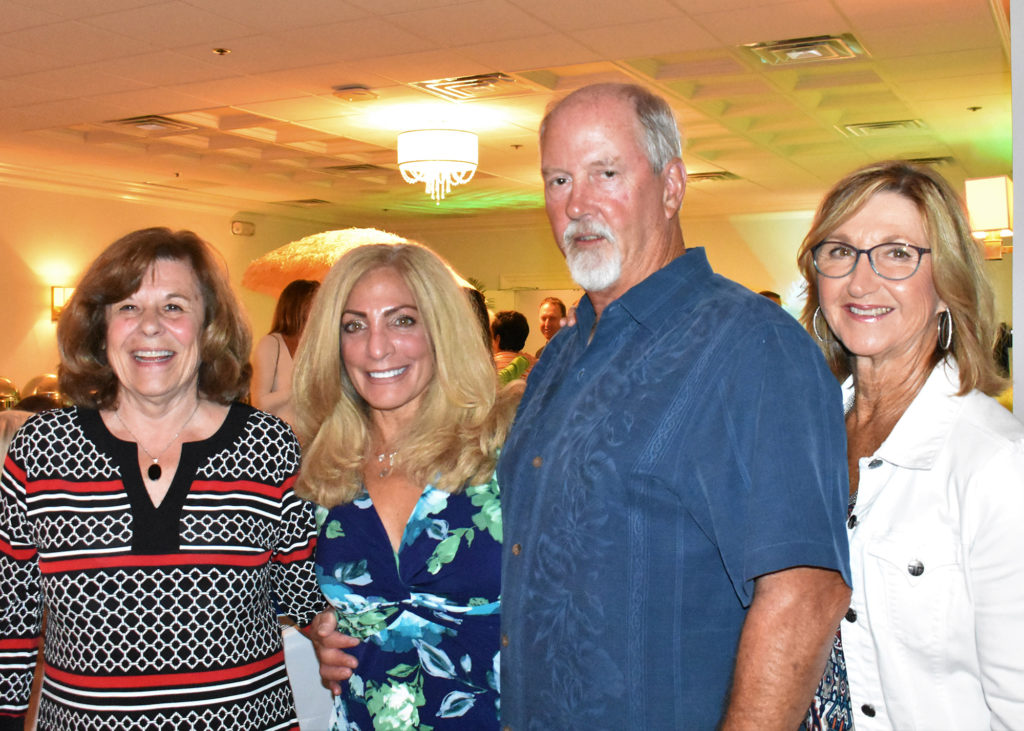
[562,221,622,292]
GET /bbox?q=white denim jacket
[842,360,1024,730]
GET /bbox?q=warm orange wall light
[51,286,74,321]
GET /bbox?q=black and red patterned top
[0,403,322,731]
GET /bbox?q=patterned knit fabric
[0,404,323,731]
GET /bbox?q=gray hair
[540,83,682,172]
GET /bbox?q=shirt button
[503,726,512,731]
[501,633,509,647]
[845,607,857,623]
[511,543,522,556]
[532,456,543,468]
[907,560,924,576]
[848,514,858,529]
[867,458,883,468]
[861,704,876,717]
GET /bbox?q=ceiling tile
[201,0,368,32]
[694,0,846,45]
[457,33,600,71]
[81,1,260,47]
[509,0,682,32]
[571,16,717,57]
[1,20,154,63]
[388,0,554,45]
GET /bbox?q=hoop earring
[938,310,953,351]
[812,306,828,343]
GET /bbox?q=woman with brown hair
[0,227,322,730]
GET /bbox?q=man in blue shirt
[498,83,851,728]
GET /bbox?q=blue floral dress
[315,472,502,730]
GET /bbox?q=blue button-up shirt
[499,249,850,729]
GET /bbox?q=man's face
[540,93,679,303]
[538,302,562,341]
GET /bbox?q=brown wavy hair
[58,227,252,408]
[797,160,1005,396]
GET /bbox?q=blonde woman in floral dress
[292,243,521,730]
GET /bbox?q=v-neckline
[80,404,242,554]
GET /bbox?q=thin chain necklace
[113,401,200,481]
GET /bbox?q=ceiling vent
[840,119,925,137]
[106,115,200,134]
[320,163,389,174]
[413,72,525,101]
[274,198,333,207]
[688,171,740,183]
[905,155,954,167]
[742,34,865,65]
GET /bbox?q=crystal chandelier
[397,129,478,203]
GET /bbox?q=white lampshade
[965,175,1013,260]
[397,129,478,203]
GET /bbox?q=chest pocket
[866,533,965,654]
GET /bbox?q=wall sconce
[51,286,74,321]
[397,129,478,203]
[965,175,1013,260]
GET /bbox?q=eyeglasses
[811,241,931,281]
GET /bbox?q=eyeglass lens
[814,242,923,280]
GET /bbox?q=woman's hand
[307,608,360,694]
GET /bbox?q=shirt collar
[571,248,712,337]
[843,359,963,469]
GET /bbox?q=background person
[292,243,522,730]
[535,296,566,357]
[490,310,536,383]
[250,278,319,427]
[0,227,323,730]
[799,160,1024,729]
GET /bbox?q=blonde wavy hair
[292,242,522,507]
[797,160,1005,396]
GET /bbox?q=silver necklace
[113,402,200,481]
[376,450,398,478]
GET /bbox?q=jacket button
[845,608,857,622]
[501,633,509,647]
[861,704,876,717]
[848,514,858,529]
[907,560,924,576]
[511,543,522,556]
[532,456,542,468]
[867,458,883,468]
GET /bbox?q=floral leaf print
[467,477,502,543]
[335,602,399,638]
[488,651,500,692]
[326,519,345,539]
[365,678,423,731]
[414,639,457,679]
[438,690,477,718]
[426,527,474,575]
[335,559,371,586]
[386,663,417,679]
[315,503,330,531]
[460,653,472,674]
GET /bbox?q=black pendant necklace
[113,402,200,482]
